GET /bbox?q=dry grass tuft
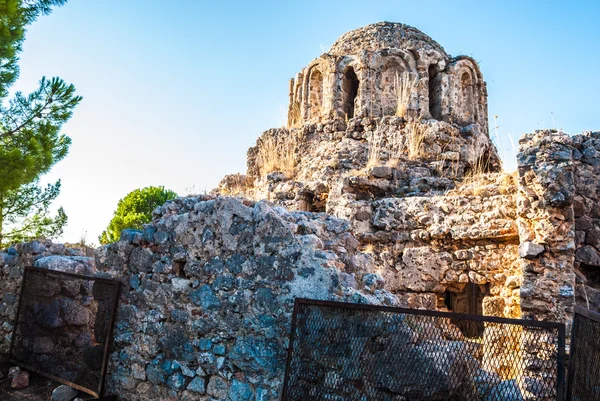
[287,101,302,129]
[219,174,252,196]
[395,71,417,118]
[363,243,375,254]
[256,132,297,177]
[462,148,492,196]
[407,121,427,160]
[366,133,386,168]
[366,120,427,169]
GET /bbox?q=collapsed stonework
[0,21,599,401]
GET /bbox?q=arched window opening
[308,69,323,120]
[428,64,442,120]
[460,72,476,124]
[342,67,359,119]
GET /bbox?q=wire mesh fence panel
[567,306,600,401]
[282,298,565,401]
[9,267,120,397]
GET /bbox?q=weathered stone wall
[514,130,600,323]
[0,197,402,399]
[516,130,576,326]
[0,241,95,356]
[570,132,600,311]
[357,187,522,319]
[94,196,400,400]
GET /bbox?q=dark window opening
[428,64,441,120]
[173,260,186,277]
[461,71,476,124]
[579,263,600,289]
[342,67,359,119]
[299,189,328,213]
[445,282,488,338]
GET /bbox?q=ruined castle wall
[570,132,600,311]
[516,131,577,326]
[3,132,599,400]
[513,130,600,324]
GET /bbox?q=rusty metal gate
[9,267,120,398]
[283,298,566,401]
[566,305,600,401]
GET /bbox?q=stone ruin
[1,21,599,400]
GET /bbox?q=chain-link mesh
[567,306,600,401]
[283,299,565,401]
[9,267,120,397]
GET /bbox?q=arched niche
[448,57,485,127]
[379,59,404,116]
[459,71,476,125]
[308,68,324,120]
[342,66,359,119]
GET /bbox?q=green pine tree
[99,186,178,245]
[0,0,82,246]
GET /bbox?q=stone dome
[286,21,486,131]
[328,21,448,58]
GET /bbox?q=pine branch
[0,99,51,139]
[0,76,82,141]
[1,181,60,218]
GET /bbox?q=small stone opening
[464,149,494,176]
[578,263,600,289]
[444,282,488,338]
[173,260,186,277]
[298,189,328,213]
[342,66,359,119]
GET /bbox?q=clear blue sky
[13,0,600,244]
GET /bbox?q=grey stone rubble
[51,384,79,401]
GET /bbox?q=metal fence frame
[283,298,566,401]
[9,266,121,398]
[566,305,600,401]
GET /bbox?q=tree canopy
[99,186,178,245]
[0,0,81,246]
